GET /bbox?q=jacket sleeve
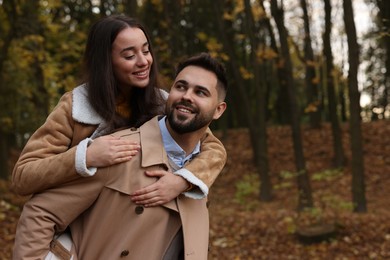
[174,128,227,199]
[12,175,104,259]
[11,92,81,195]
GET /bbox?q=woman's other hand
[86,135,140,168]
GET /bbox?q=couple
[12,15,227,260]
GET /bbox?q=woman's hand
[86,135,140,168]
[130,170,190,207]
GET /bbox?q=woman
[12,15,226,202]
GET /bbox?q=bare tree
[300,0,321,128]
[343,0,367,212]
[243,0,272,201]
[0,0,18,179]
[270,0,313,210]
[374,0,390,118]
[323,0,345,167]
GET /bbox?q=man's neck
[165,122,206,156]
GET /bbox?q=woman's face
[111,27,153,91]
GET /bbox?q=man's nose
[182,89,194,101]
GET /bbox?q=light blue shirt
[158,116,200,168]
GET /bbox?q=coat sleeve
[12,175,104,259]
[11,92,81,195]
[174,128,227,199]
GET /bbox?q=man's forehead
[175,65,218,88]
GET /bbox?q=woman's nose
[136,54,148,66]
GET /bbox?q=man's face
[165,65,226,134]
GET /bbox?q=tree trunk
[0,0,17,179]
[323,0,345,167]
[124,0,139,17]
[270,0,313,211]
[258,0,290,125]
[243,0,272,201]
[213,0,274,201]
[343,0,367,212]
[300,0,321,128]
[376,0,390,118]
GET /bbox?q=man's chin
[175,114,194,122]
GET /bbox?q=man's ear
[213,102,227,120]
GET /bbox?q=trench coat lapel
[139,117,179,212]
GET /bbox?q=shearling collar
[72,84,105,125]
[71,84,169,125]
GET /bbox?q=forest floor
[1,120,390,259]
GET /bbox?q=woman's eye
[125,55,135,60]
[143,50,150,55]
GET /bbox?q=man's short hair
[175,53,228,100]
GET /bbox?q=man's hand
[130,170,190,207]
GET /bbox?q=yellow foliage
[0,117,13,131]
[256,47,278,61]
[223,12,234,21]
[233,0,244,15]
[240,67,254,80]
[197,33,224,53]
[209,51,229,62]
[306,60,317,67]
[206,39,223,52]
[304,101,320,113]
[252,2,266,21]
[311,77,320,85]
[151,0,163,12]
[235,34,246,41]
[219,53,230,61]
[196,32,208,41]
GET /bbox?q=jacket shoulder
[111,127,140,139]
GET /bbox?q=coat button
[135,205,144,215]
[120,250,129,257]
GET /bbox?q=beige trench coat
[13,117,210,260]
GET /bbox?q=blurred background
[0,0,390,258]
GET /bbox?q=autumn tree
[343,0,367,212]
[323,0,345,167]
[270,0,313,210]
[364,0,390,119]
[0,0,18,179]
[300,0,321,128]
[243,0,272,201]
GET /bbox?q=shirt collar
[158,116,200,168]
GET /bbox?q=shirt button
[130,127,137,131]
[135,206,144,215]
[120,250,129,257]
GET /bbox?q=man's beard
[166,101,212,134]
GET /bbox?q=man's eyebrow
[120,42,149,53]
[175,80,211,94]
[196,85,211,94]
[175,79,189,85]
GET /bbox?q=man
[13,53,228,260]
